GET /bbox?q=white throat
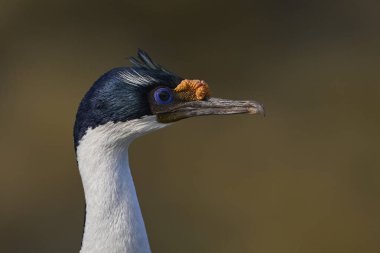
[76,116,166,253]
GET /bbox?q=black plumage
[73,50,183,149]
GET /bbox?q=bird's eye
[153,87,173,105]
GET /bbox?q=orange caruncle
[174,79,210,101]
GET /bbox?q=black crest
[129,49,181,79]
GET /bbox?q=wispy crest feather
[129,49,162,69]
[129,49,179,77]
[118,69,160,87]
[118,49,183,87]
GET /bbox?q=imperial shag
[74,49,264,253]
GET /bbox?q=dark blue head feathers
[73,49,183,149]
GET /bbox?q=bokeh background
[0,0,379,252]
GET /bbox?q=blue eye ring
[153,87,173,105]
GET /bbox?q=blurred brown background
[0,0,379,252]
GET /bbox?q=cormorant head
[74,49,264,150]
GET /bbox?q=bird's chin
[155,97,265,123]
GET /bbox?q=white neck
[76,116,166,253]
